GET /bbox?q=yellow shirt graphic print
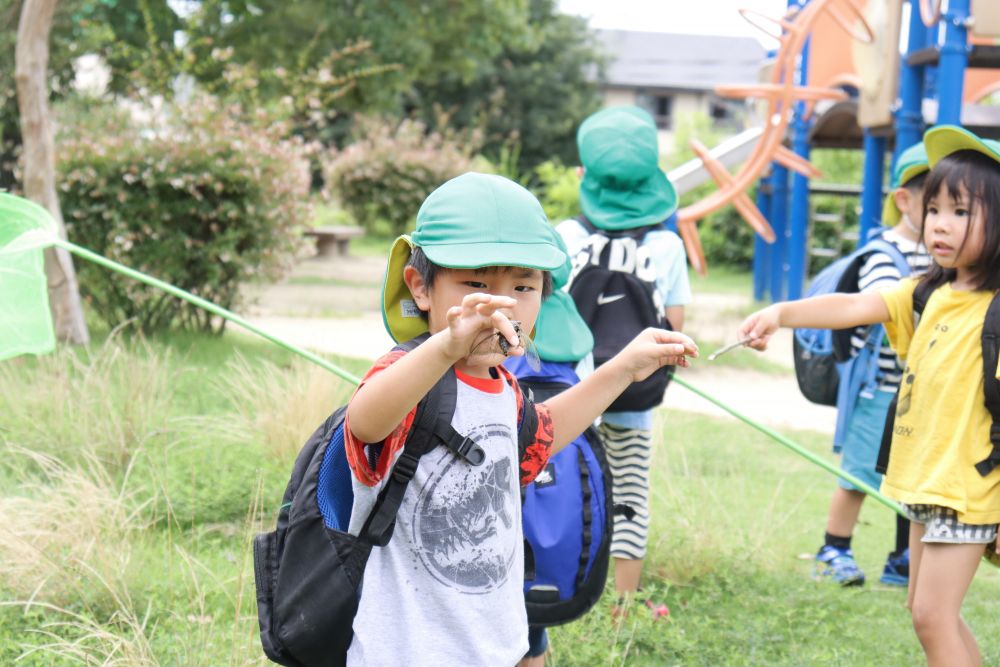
[880,279,1000,524]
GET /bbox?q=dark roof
[597,29,765,91]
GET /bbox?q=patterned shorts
[903,504,999,545]
[598,421,652,560]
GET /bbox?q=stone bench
[304,226,365,257]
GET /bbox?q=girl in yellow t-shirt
[737,125,1000,667]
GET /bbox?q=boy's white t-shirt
[346,376,528,666]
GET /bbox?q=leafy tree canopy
[408,0,606,172]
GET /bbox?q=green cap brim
[382,235,426,343]
[882,164,929,226]
[881,193,901,226]
[924,125,1000,168]
[532,291,594,362]
[380,235,565,343]
[422,241,565,272]
[579,168,678,231]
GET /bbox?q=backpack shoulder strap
[357,339,485,547]
[975,291,1000,476]
[878,280,938,475]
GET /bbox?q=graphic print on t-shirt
[411,422,518,594]
[898,337,937,418]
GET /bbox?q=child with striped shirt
[812,143,931,587]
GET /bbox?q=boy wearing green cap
[812,143,932,588]
[557,106,691,606]
[344,172,697,666]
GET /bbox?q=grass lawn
[1,331,997,665]
[688,265,756,297]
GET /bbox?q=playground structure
[675,0,1000,302]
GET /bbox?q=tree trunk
[15,0,89,345]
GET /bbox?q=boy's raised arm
[348,293,521,444]
[738,292,891,351]
[542,329,698,451]
[347,334,458,444]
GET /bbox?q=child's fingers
[656,342,690,359]
[649,329,699,357]
[490,310,519,347]
[461,292,495,314]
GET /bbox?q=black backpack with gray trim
[253,336,538,666]
[566,216,673,411]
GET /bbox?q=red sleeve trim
[455,367,505,393]
[344,350,417,487]
[519,402,553,486]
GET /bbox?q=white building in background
[596,29,766,146]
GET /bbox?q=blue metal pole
[924,19,939,103]
[895,0,928,160]
[859,131,887,243]
[753,174,773,302]
[936,0,969,125]
[769,164,790,301]
[788,34,812,300]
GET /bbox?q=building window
[637,92,673,130]
[709,96,744,130]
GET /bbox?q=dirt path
[240,252,836,435]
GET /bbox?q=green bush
[533,160,579,223]
[698,201,757,270]
[57,98,311,333]
[323,116,481,236]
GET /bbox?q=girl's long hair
[920,150,1000,292]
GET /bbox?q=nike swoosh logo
[597,293,626,306]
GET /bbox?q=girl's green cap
[882,142,929,226]
[924,124,1000,168]
[577,106,678,231]
[381,172,566,343]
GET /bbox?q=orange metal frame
[677,0,872,274]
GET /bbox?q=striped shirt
[849,229,931,392]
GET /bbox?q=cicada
[497,319,540,371]
[471,319,541,371]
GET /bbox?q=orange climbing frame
[677,0,872,275]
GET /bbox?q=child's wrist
[429,329,466,364]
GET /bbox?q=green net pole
[671,375,905,517]
[51,235,902,515]
[53,238,362,386]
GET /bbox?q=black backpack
[876,282,1000,477]
[252,337,537,667]
[566,217,673,411]
[508,359,613,627]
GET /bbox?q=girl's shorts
[903,504,999,544]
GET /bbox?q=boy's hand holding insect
[439,292,522,363]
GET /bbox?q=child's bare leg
[906,522,925,611]
[826,487,865,536]
[909,542,983,667]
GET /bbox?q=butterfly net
[0,193,59,361]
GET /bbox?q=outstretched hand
[441,292,519,361]
[617,328,699,382]
[737,304,782,351]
